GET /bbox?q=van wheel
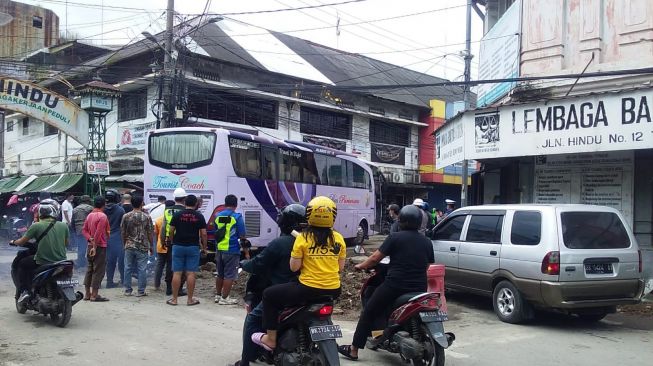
[492,281,532,324]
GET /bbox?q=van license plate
[584,263,613,274]
[309,325,342,341]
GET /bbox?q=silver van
[430,204,645,323]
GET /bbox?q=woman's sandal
[337,345,359,361]
[251,332,274,352]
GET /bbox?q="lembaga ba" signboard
[0,77,89,147]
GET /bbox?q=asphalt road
[0,246,652,366]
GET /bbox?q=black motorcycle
[271,296,341,366]
[10,242,83,328]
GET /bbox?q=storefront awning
[16,174,84,195]
[0,176,29,194]
[105,174,143,183]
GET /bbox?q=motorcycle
[10,242,84,328]
[270,296,341,366]
[360,263,454,366]
[2,215,28,240]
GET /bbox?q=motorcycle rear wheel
[50,300,72,328]
[412,326,445,366]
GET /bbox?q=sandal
[166,299,177,306]
[251,332,274,351]
[187,298,200,306]
[89,296,109,302]
[337,345,359,361]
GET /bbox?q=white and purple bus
[144,127,375,251]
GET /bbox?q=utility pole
[162,0,175,128]
[460,0,474,207]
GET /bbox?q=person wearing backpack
[214,194,247,305]
[160,188,188,296]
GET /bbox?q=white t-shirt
[61,200,73,225]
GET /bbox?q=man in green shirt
[11,199,69,304]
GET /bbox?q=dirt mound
[194,258,367,318]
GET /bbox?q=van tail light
[638,250,642,273]
[541,251,560,275]
[316,305,333,316]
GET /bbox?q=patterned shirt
[120,210,154,252]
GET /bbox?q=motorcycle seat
[34,260,74,274]
[391,292,428,310]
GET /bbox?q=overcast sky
[21,0,484,80]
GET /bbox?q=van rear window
[561,212,630,249]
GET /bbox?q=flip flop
[90,296,110,302]
[166,299,177,306]
[337,345,359,361]
[251,332,274,352]
[187,298,200,306]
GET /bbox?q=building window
[118,89,147,122]
[6,121,13,132]
[22,118,29,136]
[369,119,410,147]
[44,123,58,136]
[300,107,351,140]
[33,16,43,28]
[188,89,277,129]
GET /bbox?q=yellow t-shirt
[291,230,346,290]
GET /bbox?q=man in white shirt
[61,193,74,250]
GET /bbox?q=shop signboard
[534,151,634,226]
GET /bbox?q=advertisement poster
[371,143,405,165]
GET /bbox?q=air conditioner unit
[406,173,421,184]
[392,172,405,184]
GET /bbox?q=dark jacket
[241,234,297,287]
[104,203,125,246]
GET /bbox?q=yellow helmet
[306,196,337,228]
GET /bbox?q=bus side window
[229,138,261,178]
[261,147,278,180]
[280,148,303,182]
[347,161,367,189]
[315,154,329,185]
[302,152,319,184]
[365,170,372,191]
[327,156,343,186]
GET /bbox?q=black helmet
[277,204,307,235]
[398,205,422,231]
[105,189,120,204]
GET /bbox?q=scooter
[271,296,341,365]
[10,242,84,328]
[360,263,454,366]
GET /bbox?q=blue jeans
[124,248,148,293]
[106,234,124,286]
[74,232,87,268]
[241,303,265,365]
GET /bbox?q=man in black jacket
[229,204,305,366]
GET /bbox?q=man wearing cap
[72,195,93,268]
[445,199,456,217]
[412,198,430,235]
[160,188,188,296]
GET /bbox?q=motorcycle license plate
[56,279,79,288]
[420,311,448,322]
[309,325,342,342]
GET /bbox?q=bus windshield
[149,131,216,169]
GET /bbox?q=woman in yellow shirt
[252,196,345,351]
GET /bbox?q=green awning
[0,176,29,194]
[47,174,84,193]
[16,175,60,194]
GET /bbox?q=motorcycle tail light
[317,305,333,316]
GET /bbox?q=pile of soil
[618,302,653,316]
[194,258,367,318]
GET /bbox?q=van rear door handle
[490,251,497,256]
[449,247,456,252]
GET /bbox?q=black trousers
[154,252,169,288]
[262,282,341,331]
[352,283,414,349]
[17,255,39,293]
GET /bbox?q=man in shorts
[166,195,207,306]
[214,194,247,305]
